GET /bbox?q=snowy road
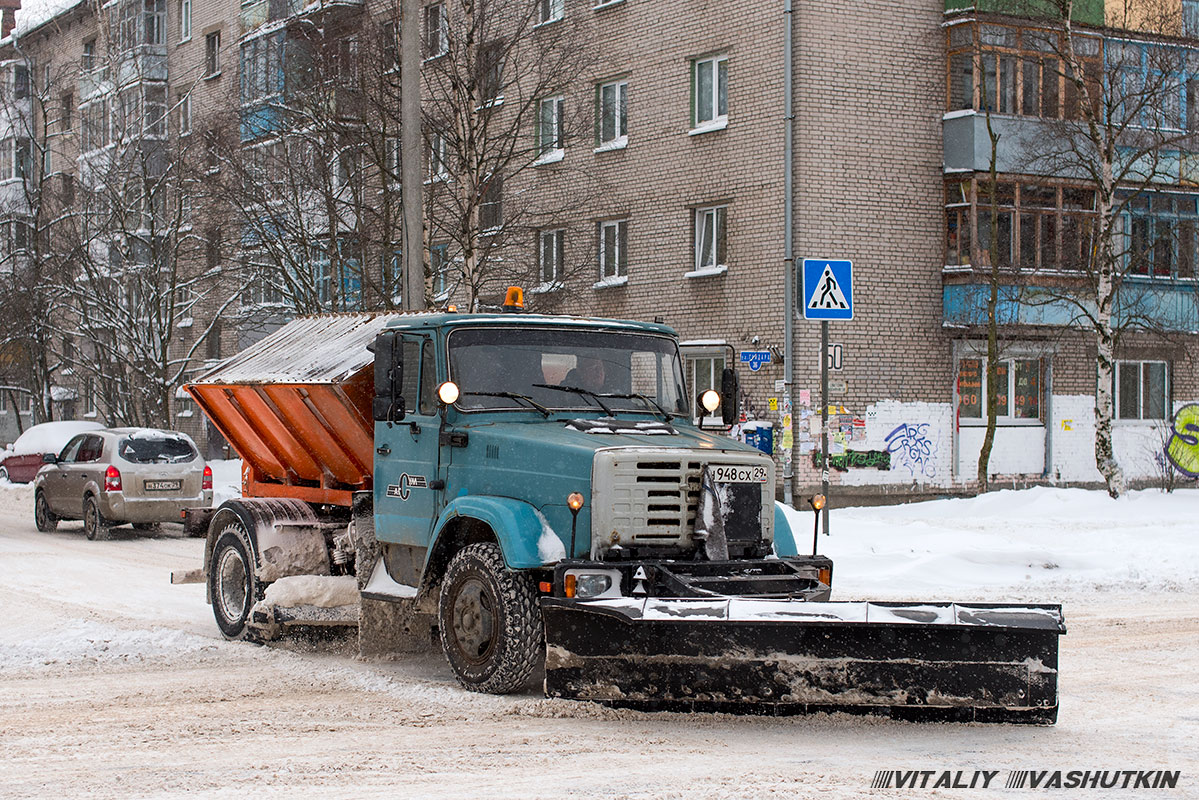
[1,484,1197,799]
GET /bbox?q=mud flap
[542,598,1065,724]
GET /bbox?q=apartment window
[477,40,503,103]
[80,97,109,150]
[205,31,221,76]
[84,376,96,416]
[13,64,28,99]
[424,3,447,58]
[1124,192,1199,279]
[0,218,32,254]
[479,175,502,231]
[693,205,727,272]
[691,54,727,129]
[62,92,73,129]
[946,178,1097,272]
[145,84,167,138]
[381,21,399,71]
[240,32,284,104]
[82,39,96,71]
[945,22,1100,122]
[204,129,219,171]
[0,137,32,180]
[430,131,449,179]
[536,95,564,159]
[1186,0,1199,36]
[180,0,191,40]
[176,92,191,135]
[431,242,450,296]
[957,357,1042,422]
[597,79,627,147]
[597,219,627,280]
[538,0,563,24]
[1115,360,1169,420]
[538,229,564,284]
[384,136,400,185]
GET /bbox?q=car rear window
[118,435,197,464]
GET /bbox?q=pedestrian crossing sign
[802,258,854,320]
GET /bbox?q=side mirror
[720,367,739,426]
[372,331,406,422]
[42,453,57,464]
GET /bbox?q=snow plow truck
[175,301,1065,723]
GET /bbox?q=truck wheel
[34,490,57,532]
[439,542,542,694]
[209,521,260,640]
[84,496,112,541]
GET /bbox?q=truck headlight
[564,568,622,599]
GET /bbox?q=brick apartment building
[0,0,1194,498]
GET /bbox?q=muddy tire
[84,496,112,541]
[438,542,542,694]
[209,522,260,640]
[34,490,57,532]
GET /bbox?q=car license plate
[710,464,768,484]
[145,480,182,492]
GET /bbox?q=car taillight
[104,465,122,492]
[202,464,212,491]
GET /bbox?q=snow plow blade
[542,598,1065,724]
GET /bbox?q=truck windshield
[448,327,688,415]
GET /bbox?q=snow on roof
[193,312,411,385]
[13,0,86,38]
[7,420,103,455]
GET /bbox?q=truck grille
[591,449,774,557]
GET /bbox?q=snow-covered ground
[0,480,1196,798]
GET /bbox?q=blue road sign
[802,259,854,321]
[739,351,772,372]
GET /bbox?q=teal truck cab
[182,307,1064,722]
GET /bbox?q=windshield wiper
[600,392,677,421]
[460,391,551,417]
[533,383,614,416]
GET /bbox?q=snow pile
[0,619,218,672]
[263,575,359,608]
[781,486,1199,600]
[4,420,103,455]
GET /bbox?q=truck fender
[431,496,547,568]
[205,499,330,594]
[418,496,548,600]
[772,502,800,557]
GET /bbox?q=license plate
[144,480,182,492]
[709,464,768,484]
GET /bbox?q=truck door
[373,334,441,583]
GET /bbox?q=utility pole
[400,0,425,311]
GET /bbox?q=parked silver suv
[34,428,214,540]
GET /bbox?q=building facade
[0,0,1193,497]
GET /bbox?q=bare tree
[421,0,599,310]
[990,0,1192,496]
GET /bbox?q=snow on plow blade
[542,597,1066,724]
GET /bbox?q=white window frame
[536,229,564,289]
[956,356,1044,426]
[429,131,449,181]
[205,31,221,77]
[424,3,448,60]
[535,95,565,164]
[538,0,564,24]
[179,0,191,41]
[596,218,627,285]
[1114,360,1170,421]
[177,92,191,135]
[689,204,727,275]
[691,54,728,133]
[596,79,627,151]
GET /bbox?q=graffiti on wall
[1165,403,1199,477]
[885,422,938,478]
[812,450,892,472]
